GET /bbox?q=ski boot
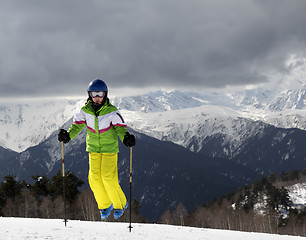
[114,202,128,219]
[100,204,113,220]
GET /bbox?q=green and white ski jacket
[68,99,128,153]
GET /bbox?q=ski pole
[61,141,67,227]
[128,147,133,232]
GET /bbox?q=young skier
[58,79,136,220]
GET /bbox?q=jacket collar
[86,98,110,113]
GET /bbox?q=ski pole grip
[129,147,133,183]
[61,142,65,177]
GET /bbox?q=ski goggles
[89,91,106,98]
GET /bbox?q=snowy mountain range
[1,86,306,153]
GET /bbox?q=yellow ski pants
[88,152,127,210]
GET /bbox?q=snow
[0,217,304,240]
[287,183,306,208]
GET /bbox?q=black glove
[58,129,70,143]
[123,132,136,147]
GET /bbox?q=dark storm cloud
[1,0,306,97]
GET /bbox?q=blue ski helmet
[87,79,108,92]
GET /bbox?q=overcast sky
[1,0,306,98]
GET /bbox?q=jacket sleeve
[111,111,128,142]
[68,109,86,140]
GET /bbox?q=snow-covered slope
[0,217,303,240]
[228,85,306,111]
[287,183,306,210]
[268,88,306,111]
[0,98,86,152]
[112,90,207,112]
[121,105,261,155]
[229,86,306,129]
